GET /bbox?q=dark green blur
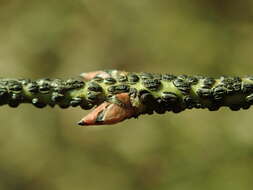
[1,1,253,190]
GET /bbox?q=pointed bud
[78,93,136,126]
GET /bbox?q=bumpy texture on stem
[1,70,253,126]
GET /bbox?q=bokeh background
[1,0,253,190]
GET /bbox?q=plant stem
[1,70,253,125]
[0,78,105,109]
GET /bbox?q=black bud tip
[77,120,85,126]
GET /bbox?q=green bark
[0,78,102,109]
[1,71,253,116]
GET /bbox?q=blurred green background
[1,0,253,190]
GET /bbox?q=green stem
[0,78,105,109]
[1,72,253,115]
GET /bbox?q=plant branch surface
[1,70,253,126]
